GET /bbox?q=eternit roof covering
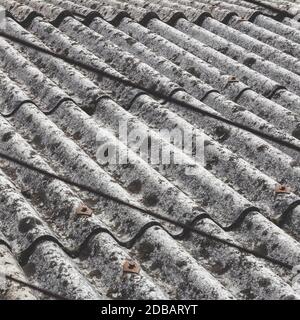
[0,0,300,300]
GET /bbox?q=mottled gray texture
[0,0,300,300]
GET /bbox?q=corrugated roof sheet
[0,0,300,300]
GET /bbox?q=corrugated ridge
[0,0,300,300]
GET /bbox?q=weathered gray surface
[0,0,300,300]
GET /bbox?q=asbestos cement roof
[0,0,300,300]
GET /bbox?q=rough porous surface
[0,0,300,300]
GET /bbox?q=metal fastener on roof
[234,17,249,24]
[228,75,239,83]
[123,260,141,274]
[76,204,93,216]
[224,75,239,89]
[275,184,292,194]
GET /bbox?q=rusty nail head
[228,75,238,82]
[123,260,141,274]
[76,204,93,216]
[275,184,291,194]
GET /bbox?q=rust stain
[228,75,239,83]
[76,203,93,217]
[275,184,292,194]
[123,260,141,274]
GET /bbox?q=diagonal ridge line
[0,25,297,299]
[0,151,294,271]
[0,31,299,153]
[0,271,70,300]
